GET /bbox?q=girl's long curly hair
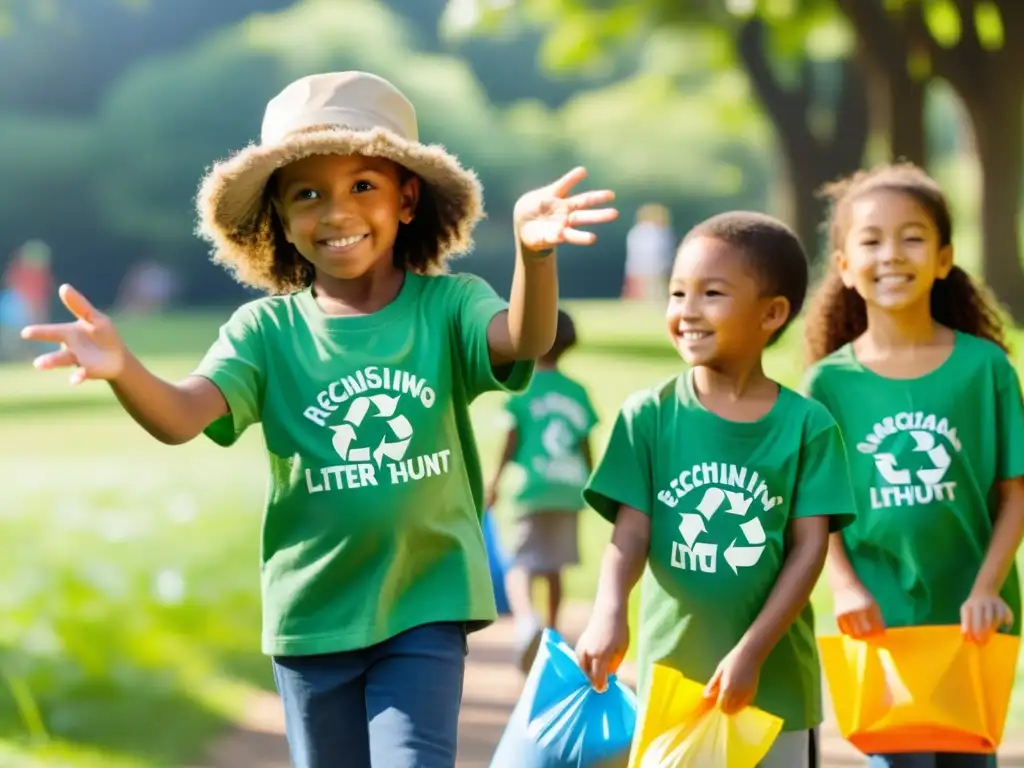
[804,162,1008,363]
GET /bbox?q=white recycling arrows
[910,430,951,485]
[330,394,415,465]
[724,539,764,573]
[330,423,360,461]
[678,513,706,548]
[871,430,953,486]
[873,452,910,485]
[678,487,767,575]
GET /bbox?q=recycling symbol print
[329,394,414,467]
[872,430,951,486]
[672,486,766,575]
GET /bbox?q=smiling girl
[803,162,1024,768]
[21,71,618,768]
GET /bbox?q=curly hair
[804,162,1008,362]
[197,125,484,295]
[230,167,451,294]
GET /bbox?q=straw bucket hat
[196,71,484,292]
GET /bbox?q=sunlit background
[2,0,1023,765]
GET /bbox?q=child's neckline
[847,330,961,383]
[680,368,786,433]
[296,272,421,331]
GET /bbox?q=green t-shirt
[803,331,1024,636]
[504,369,598,514]
[584,372,855,732]
[193,272,534,656]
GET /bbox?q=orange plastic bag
[627,664,783,768]
[818,626,1020,754]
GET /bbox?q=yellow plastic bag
[818,626,1020,754]
[628,664,784,768]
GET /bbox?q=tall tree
[836,0,1024,318]
[445,0,872,261]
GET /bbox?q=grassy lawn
[1,299,1022,765]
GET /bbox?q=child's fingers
[59,284,99,324]
[70,366,89,386]
[866,604,886,635]
[562,228,598,246]
[961,603,988,643]
[702,669,721,701]
[836,615,850,636]
[576,646,609,692]
[844,611,870,638]
[1000,604,1014,628]
[717,691,737,714]
[548,166,588,197]
[20,322,77,344]
[567,208,619,227]
[565,189,615,211]
[589,656,610,693]
[32,347,78,371]
[718,686,750,715]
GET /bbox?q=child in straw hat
[22,71,618,768]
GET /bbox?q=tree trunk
[891,0,1024,320]
[968,84,1024,319]
[839,0,927,167]
[737,19,869,262]
[885,66,926,166]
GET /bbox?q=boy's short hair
[682,211,808,342]
[543,309,578,361]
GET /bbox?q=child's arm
[825,532,885,637]
[487,167,617,365]
[485,428,518,508]
[22,285,226,444]
[962,475,1024,642]
[705,515,829,713]
[575,504,650,691]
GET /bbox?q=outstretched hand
[21,284,127,384]
[513,167,618,253]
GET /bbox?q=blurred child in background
[487,309,599,672]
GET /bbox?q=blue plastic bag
[490,629,637,768]
[482,508,511,616]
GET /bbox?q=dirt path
[196,603,1024,767]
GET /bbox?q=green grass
[1,300,1023,765]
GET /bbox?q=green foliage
[0,0,777,302]
[0,117,98,233]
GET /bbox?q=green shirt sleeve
[584,390,655,523]
[791,403,857,532]
[994,354,1024,480]
[191,305,266,447]
[451,274,534,400]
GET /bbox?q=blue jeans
[868,754,996,767]
[272,622,468,768]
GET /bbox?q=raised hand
[21,284,127,384]
[513,167,618,253]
